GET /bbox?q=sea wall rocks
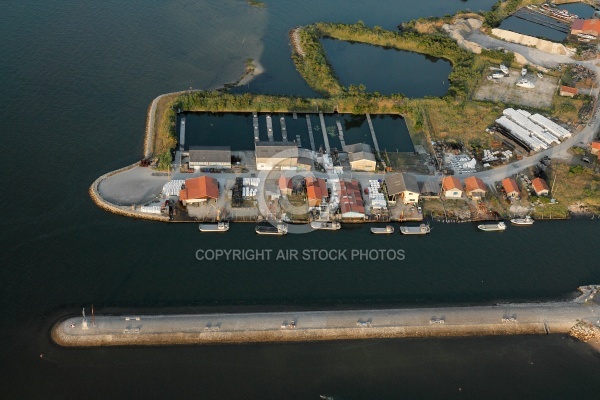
[89,165,169,222]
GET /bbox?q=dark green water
[500,3,595,42]
[2,0,600,398]
[321,39,452,97]
[184,112,414,152]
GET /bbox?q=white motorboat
[510,215,534,226]
[500,64,509,74]
[516,79,535,89]
[478,221,506,231]
[310,221,341,230]
[537,72,543,79]
[199,221,229,232]
[255,223,288,235]
[492,72,505,79]
[399,224,431,235]
[370,225,394,234]
[521,67,527,76]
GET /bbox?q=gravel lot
[474,69,559,108]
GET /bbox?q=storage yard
[474,67,559,108]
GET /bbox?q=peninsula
[91,0,600,225]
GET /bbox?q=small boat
[310,221,341,230]
[537,72,543,79]
[399,224,431,235]
[199,221,229,232]
[510,215,534,226]
[478,221,506,231]
[371,225,394,234]
[500,64,509,74]
[255,223,288,235]
[521,68,527,76]
[492,72,505,79]
[516,79,535,89]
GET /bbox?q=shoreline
[51,297,599,347]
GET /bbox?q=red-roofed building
[305,176,328,207]
[338,179,365,219]
[571,19,600,37]
[591,140,600,155]
[559,85,578,98]
[179,176,219,205]
[279,176,293,196]
[464,176,487,200]
[442,176,463,198]
[532,177,550,197]
[502,177,520,198]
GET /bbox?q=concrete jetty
[52,298,598,347]
[280,116,287,141]
[296,134,302,147]
[319,111,331,153]
[178,117,186,166]
[253,112,259,141]
[306,114,316,151]
[336,120,346,151]
[266,114,274,142]
[366,113,380,154]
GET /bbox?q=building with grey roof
[385,173,420,204]
[188,146,231,169]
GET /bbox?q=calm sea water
[2,0,600,398]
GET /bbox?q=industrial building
[346,143,377,172]
[255,141,299,171]
[188,146,231,170]
[179,176,219,205]
[385,173,420,204]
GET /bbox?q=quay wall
[52,303,593,348]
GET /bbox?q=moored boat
[255,223,288,235]
[199,221,229,232]
[399,224,431,235]
[310,221,341,230]
[371,225,394,234]
[510,215,534,226]
[478,221,506,231]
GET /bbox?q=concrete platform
[52,300,598,347]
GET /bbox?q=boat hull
[478,222,506,231]
[199,222,229,232]
[371,226,394,234]
[310,221,341,231]
[399,224,431,235]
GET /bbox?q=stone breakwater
[52,302,597,347]
[89,164,169,222]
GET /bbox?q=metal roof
[189,146,231,163]
[386,173,419,195]
[345,143,372,154]
[255,141,299,159]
